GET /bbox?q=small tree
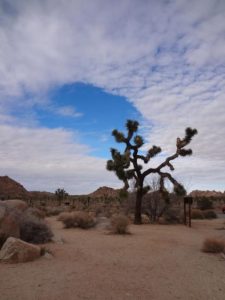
[106,120,197,224]
[55,188,68,206]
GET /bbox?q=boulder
[0,237,41,263]
[0,202,21,241]
[2,199,28,211]
[0,214,20,239]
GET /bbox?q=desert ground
[0,217,225,300]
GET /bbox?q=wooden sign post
[184,196,193,227]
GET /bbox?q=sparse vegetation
[107,119,197,224]
[110,215,130,234]
[59,211,96,229]
[202,238,225,253]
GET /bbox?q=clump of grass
[59,211,96,229]
[20,213,53,244]
[202,238,225,253]
[110,215,130,234]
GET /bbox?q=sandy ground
[0,217,225,300]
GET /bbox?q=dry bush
[45,206,65,216]
[202,238,225,253]
[110,215,130,234]
[57,212,70,222]
[203,210,217,219]
[0,206,53,245]
[191,209,204,219]
[59,211,96,229]
[20,213,53,244]
[163,208,182,224]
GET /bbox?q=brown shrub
[45,206,64,216]
[20,214,53,244]
[191,209,204,219]
[111,215,130,234]
[59,211,96,229]
[0,206,53,245]
[163,208,182,224]
[202,238,225,253]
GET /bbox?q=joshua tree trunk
[134,187,143,224]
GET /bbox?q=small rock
[43,252,53,259]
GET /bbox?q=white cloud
[54,106,83,118]
[0,0,225,192]
[0,124,119,193]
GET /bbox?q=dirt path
[0,217,225,300]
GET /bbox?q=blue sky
[0,0,225,193]
[44,83,141,157]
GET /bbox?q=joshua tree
[106,120,197,224]
[55,188,68,206]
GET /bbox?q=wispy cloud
[54,106,83,118]
[0,0,225,191]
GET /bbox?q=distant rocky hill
[89,186,119,198]
[0,176,29,200]
[190,190,225,198]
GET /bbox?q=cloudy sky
[0,0,225,194]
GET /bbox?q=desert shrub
[111,215,130,234]
[203,210,217,219]
[191,209,204,219]
[20,214,53,244]
[59,211,95,229]
[163,208,182,224]
[197,198,213,210]
[45,206,64,216]
[202,238,225,253]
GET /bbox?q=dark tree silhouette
[106,120,198,224]
[55,188,68,206]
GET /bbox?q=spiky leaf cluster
[112,130,126,143]
[106,148,131,182]
[134,135,144,147]
[126,120,139,133]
